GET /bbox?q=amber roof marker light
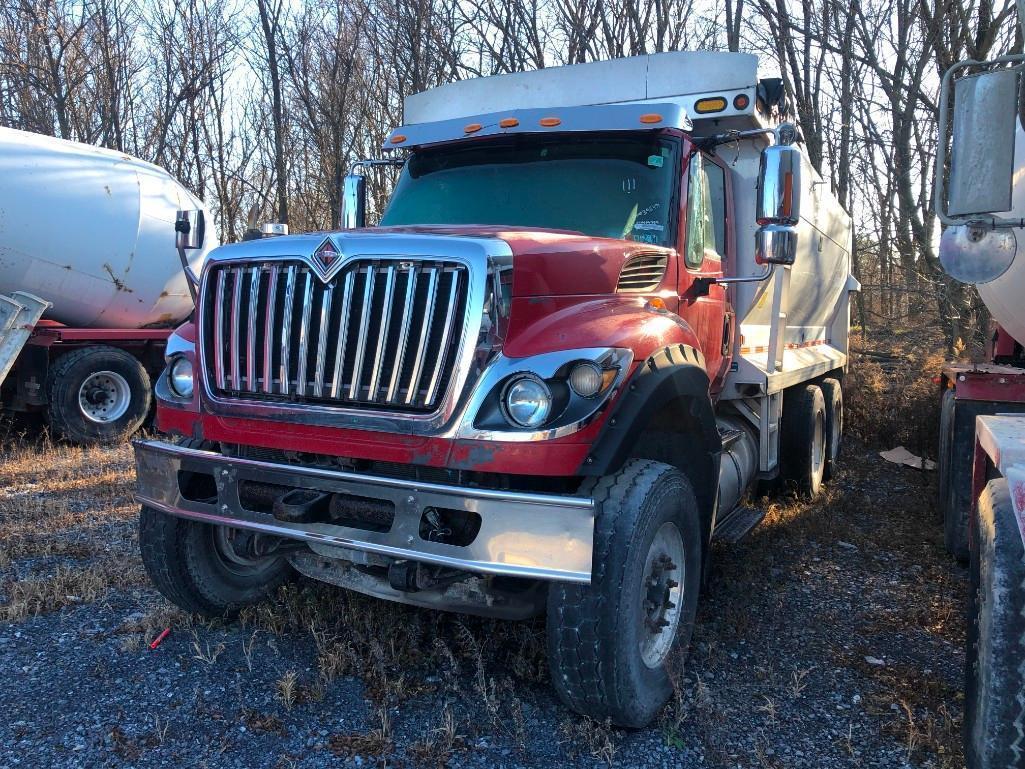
[539,117,562,127]
[499,117,520,128]
[694,96,727,114]
[639,113,663,124]
[389,134,407,144]
[464,123,482,134]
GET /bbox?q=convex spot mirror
[175,210,206,250]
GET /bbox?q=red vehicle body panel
[156,132,736,477]
[942,363,1025,403]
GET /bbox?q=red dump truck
[134,51,856,726]
[932,15,1025,767]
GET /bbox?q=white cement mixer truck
[0,127,214,444]
[932,13,1025,766]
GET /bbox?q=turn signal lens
[695,97,727,114]
[733,93,750,110]
[569,362,604,398]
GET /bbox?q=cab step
[712,505,765,544]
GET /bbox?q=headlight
[169,356,194,398]
[502,376,552,428]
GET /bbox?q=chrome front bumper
[133,439,595,584]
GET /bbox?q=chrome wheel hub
[640,521,685,668]
[77,370,131,423]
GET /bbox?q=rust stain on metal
[102,262,132,292]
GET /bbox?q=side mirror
[175,210,205,250]
[755,127,801,265]
[341,174,367,229]
[756,140,801,226]
[947,69,1018,216]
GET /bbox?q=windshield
[379,135,680,247]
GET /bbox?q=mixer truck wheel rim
[639,521,685,669]
[77,370,132,423]
[812,409,826,480]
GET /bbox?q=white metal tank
[0,127,214,328]
[974,123,1025,346]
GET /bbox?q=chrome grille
[617,253,668,292]
[203,259,468,412]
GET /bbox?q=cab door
[677,151,733,395]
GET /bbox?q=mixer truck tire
[546,459,701,728]
[139,506,292,618]
[938,389,956,526]
[780,384,826,498]
[965,478,1025,769]
[819,377,843,480]
[46,345,151,445]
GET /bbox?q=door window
[685,153,727,269]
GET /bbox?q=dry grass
[0,432,142,619]
[845,329,954,456]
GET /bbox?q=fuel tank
[0,127,214,328]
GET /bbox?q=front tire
[965,478,1025,768]
[546,459,702,728]
[47,345,151,445]
[139,506,292,618]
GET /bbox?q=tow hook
[387,560,467,593]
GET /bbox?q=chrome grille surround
[197,233,501,434]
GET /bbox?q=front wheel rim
[77,370,132,423]
[639,521,686,669]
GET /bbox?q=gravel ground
[0,436,965,768]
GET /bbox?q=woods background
[0,0,1020,354]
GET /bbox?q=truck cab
[135,52,855,727]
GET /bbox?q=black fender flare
[580,344,722,540]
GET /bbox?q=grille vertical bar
[330,270,355,399]
[213,269,227,389]
[246,266,260,390]
[296,271,314,396]
[313,283,333,397]
[279,265,297,396]
[262,265,278,394]
[385,266,418,403]
[404,267,439,405]
[348,266,376,400]
[205,258,467,413]
[366,264,396,401]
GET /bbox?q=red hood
[372,224,675,297]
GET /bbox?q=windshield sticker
[647,155,664,168]
[622,178,637,193]
[633,233,659,244]
[634,221,664,232]
[637,202,661,217]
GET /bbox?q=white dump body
[405,51,762,130]
[402,52,856,394]
[0,127,214,328]
[977,123,1025,346]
